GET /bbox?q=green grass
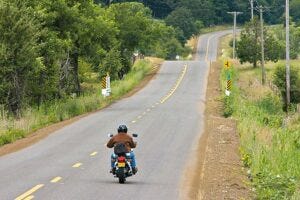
[200,24,232,34]
[220,37,300,199]
[0,59,153,146]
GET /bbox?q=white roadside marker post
[101,73,111,97]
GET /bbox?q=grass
[0,59,156,146]
[200,24,232,34]
[219,35,300,199]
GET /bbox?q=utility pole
[286,0,291,109]
[259,6,266,85]
[106,0,113,6]
[250,0,254,20]
[227,12,243,59]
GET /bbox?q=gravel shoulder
[196,61,252,199]
[181,38,252,200]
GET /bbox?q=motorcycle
[108,133,138,184]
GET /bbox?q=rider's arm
[129,138,136,148]
[106,138,115,148]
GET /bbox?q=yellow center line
[15,184,44,200]
[50,177,62,183]
[90,151,98,156]
[23,195,34,200]
[72,163,82,168]
[205,35,213,62]
[160,65,188,104]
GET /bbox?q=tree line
[97,0,300,47]
[97,0,294,25]
[0,0,188,117]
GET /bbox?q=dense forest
[96,0,287,24]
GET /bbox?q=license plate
[118,163,125,167]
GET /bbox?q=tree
[270,24,300,59]
[0,1,40,116]
[291,0,300,25]
[165,7,199,42]
[100,48,122,80]
[36,0,118,95]
[178,0,214,26]
[107,2,154,76]
[213,0,236,24]
[236,18,283,68]
[273,65,300,107]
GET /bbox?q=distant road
[0,30,231,200]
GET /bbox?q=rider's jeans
[111,151,136,168]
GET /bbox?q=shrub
[273,65,300,107]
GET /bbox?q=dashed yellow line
[50,177,62,183]
[160,65,188,104]
[72,163,82,168]
[205,35,214,62]
[90,151,98,156]
[15,184,44,200]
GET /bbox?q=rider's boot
[110,168,116,175]
[132,167,138,174]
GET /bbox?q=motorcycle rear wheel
[119,177,126,184]
[117,168,126,184]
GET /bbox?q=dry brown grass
[145,57,164,67]
[186,36,198,53]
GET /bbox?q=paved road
[0,30,231,200]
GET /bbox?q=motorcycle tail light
[118,156,126,162]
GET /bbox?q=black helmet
[118,125,128,133]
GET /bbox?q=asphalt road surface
[0,30,231,200]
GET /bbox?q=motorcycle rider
[107,125,138,174]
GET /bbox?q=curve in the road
[0,30,231,200]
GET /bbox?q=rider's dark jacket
[107,133,136,152]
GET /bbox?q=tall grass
[0,60,152,146]
[220,62,300,199]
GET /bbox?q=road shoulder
[196,61,251,199]
[180,46,251,200]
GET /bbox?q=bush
[273,65,300,107]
